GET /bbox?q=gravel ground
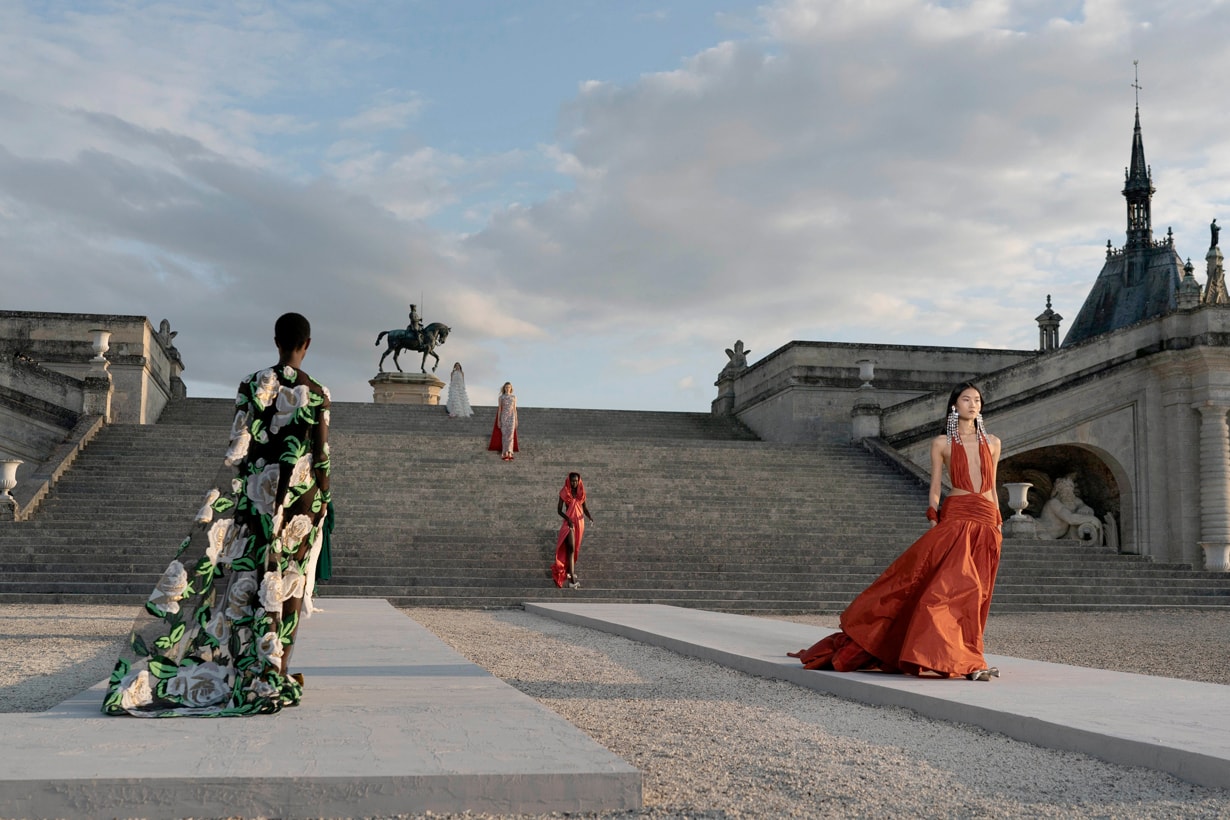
[2,603,1229,819]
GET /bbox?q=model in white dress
[446,362,473,418]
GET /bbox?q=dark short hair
[568,471,581,481]
[274,312,311,351]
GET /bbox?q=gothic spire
[1123,63,1154,249]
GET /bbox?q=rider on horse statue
[407,304,423,347]
[376,303,452,373]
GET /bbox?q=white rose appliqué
[246,462,281,517]
[164,662,232,708]
[271,384,311,434]
[148,560,189,614]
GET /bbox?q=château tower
[1062,103,1183,347]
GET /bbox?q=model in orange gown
[790,383,1003,679]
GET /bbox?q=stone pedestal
[82,374,113,421]
[370,372,445,405]
[850,389,882,440]
[1003,516,1038,539]
[711,376,736,416]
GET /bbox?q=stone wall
[0,311,185,476]
[877,306,1230,564]
[725,341,1035,442]
[716,305,1230,567]
[0,312,182,424]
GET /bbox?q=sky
[2,0,1229,412]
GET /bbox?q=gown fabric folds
[487,393,519,452]
[102,364,331,716]
[446,369,473,418]
[790,437,1002,678]
[552,477,587,588]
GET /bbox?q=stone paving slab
[0,599,640,819]
[525,602,1230,792]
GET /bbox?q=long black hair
[946,381,983,417]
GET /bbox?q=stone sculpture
[375,318,451,373]
[1103,511,1119,551]
[1038,474,1103,544]
[157,319,183,366]
[719,340,751,380]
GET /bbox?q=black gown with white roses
[102,364,331,716]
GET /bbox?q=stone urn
[856,358,876,388]
[1001,482,1037,539]
[1003,482,1033,519]
[89,329,112,363]
[1,458,21,499]
[1200,542,1230,573]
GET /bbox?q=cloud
[464,0,1230,363]
[340,91,425,132]
[3,0,1230,415]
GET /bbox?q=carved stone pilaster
[1195,401,1230,571]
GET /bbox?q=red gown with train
[789,436,1002,678]
[552,476,587,588]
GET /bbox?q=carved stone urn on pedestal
[0,458,22,521]
[1001,482,1037,538]
[89,329,112,363]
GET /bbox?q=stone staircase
[2,398,1230,612]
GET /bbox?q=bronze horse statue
[375,322,451,373]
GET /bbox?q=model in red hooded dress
[790,382,1003,680]
[553,472,593,588]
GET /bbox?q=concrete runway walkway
[0,599,640,820]
[526,602,1230,792]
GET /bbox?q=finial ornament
[1132,59,1142,107]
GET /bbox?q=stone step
[6,397,1230,610]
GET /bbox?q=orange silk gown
[790,437,1002,678]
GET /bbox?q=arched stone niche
[998,445,1121,528]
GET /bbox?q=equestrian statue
[375,303,451,373]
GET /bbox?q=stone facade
[721,341,1034,443]
[716,103,1230,570]
[0,311,185,482]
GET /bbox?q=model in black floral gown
[103,312,331,716]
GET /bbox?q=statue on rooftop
[719,340,751,381]
[1212,219,1220,250]
[157,318,183,366]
